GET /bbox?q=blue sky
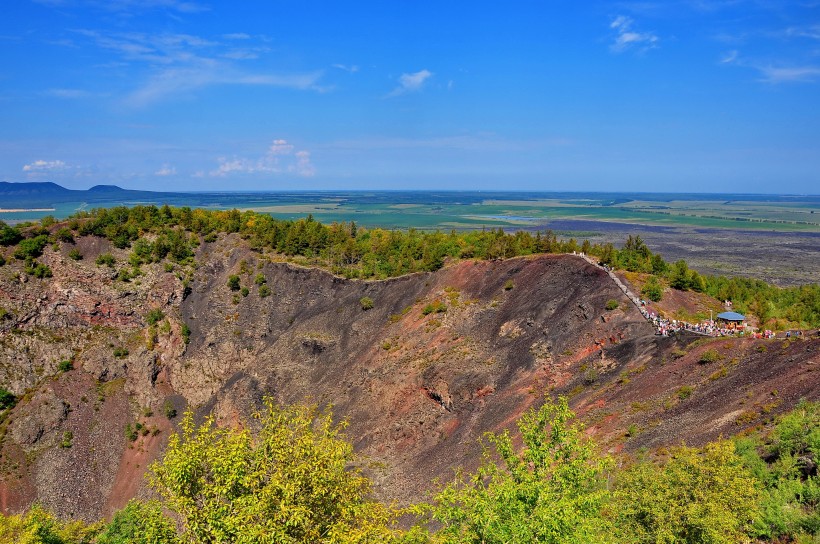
[1,1,819,193]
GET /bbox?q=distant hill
[0,181,172,209]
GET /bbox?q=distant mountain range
[0,181,171,208]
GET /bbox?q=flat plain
[2,190,818,285]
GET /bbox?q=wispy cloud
[387,69,433,97]
[757,65,820,83]
[784,25,820,41]
[720,49,738,64]
[71,29,324,106]
[209,139,315,178]
[22,159,68,172]
[33,0,208,14]
[720,49,820,83]
[155,164,176,176]
[332,63,359,73]
[610,15,659,53]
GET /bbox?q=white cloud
[332,63,360,73]
[22,159,68,172]
[387,69,433,97]
[720,50,739,64]
[292,150,315,177]
[72,29,325,107]
[610,15,659,53]
[757,65,820,83]
[223,33,251,40]
[209,139,315,178]
[155,164,176,176]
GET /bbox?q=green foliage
[95,500,179,544]
[430,397,613,543]
[112,347,128,359]
[54,228,74,244]
[605,299,620,311]
[95,253,115,267]
[227,274,240,291]
[57,360,73,373]
[59,431,73,449]
[0,221,22,247]
[0,503,102,543]
[0,253,5,267]
[613,441,761,543]
[67,248,82,261]
[677,385,694,400]
[240,286,249,297]
[735,401,820,541]
[699,349,722,364]
[258,284,271,298]
[503,279,515,291]
[180,323,191,344]
[149,399,403,543]
[14,235,49,260]
[254,273,266,285]
[641,275,664,302]
[360,296,374,310]
[145,308,164,326]
[24,259,52,279]
[0,388,16,410]
[163,400,177,420]
[421,300,447,316]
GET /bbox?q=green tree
[641,275,664,302]
[149,399,403,543]
[430,397,613,543]
[96,500,179,544]
[227,275,240,291]
[0,504,102,544]
[613,441,761,543]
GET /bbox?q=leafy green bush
[613,441,761,543]
[145,308,165,326]
[96,500,180,544]
[13,235,49,260]
[360,296,374,310]
[0,388,17,410]
[241,286,249,297]
[150,400,401,543]
[699,349,722,364]
[58,359,73,372]
[606,299,620,311]
[60,430,73,448]
[258,284,271,298]
[254,273,267,285]
[163,400,177,420]
[67,248,82,260]
[227,275,240,291]
[641,275,664,302]
[421,300,447,315]
[503,279,515,291]
[24,259,52,278]
[677,385,693,400]
[96,253,116,267]
[113,347,129,359]
[0,221,22,246]
[431,397,612,542]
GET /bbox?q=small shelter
[717,311,745,328]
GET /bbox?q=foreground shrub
[96,500,179,544]
[613,441,761,543]
[430,397,613,543]
[150,399,404,543]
